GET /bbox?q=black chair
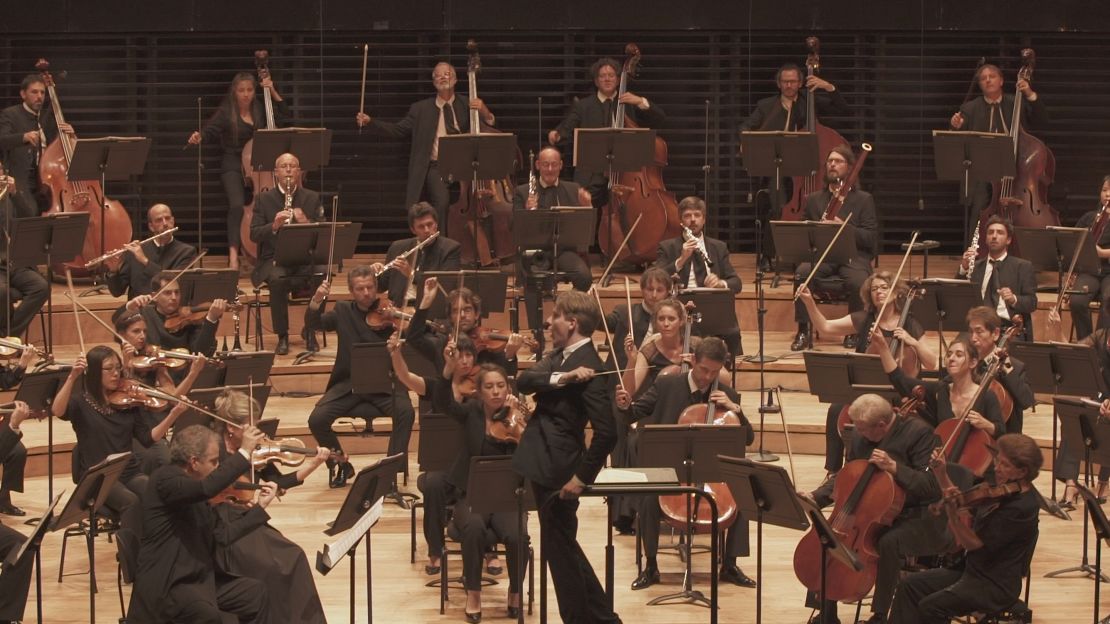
[439,520,534,617]
[58,443,121,588]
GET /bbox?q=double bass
[36,59,133,278]
[238,50,282,264]
[597,44,681,267]
[779,37,851,221]
[445,40,516,267]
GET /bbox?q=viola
[108,378,168,411]
[487,395,530,445]
[163,302,241,333]
[210,476,261,508]
[468,327,538,353]
[366,296,447,333]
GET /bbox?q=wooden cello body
[35,59,133,278]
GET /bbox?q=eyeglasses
[870,284,890,293]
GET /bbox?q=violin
[468,327,538,353]
[251,436,322,469]
[129,347,188,372]
[0,336,49,361]
[108,378,169,411]
[366,296,447,333]
[210,476,262,508]
[487,395,530,445]
[164,302,241,333]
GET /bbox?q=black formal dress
[1069,208,1110,338]
[960,253,1037,342]
[129,452,271,623]
[0,424,31,622]
[105,237,197,299]
[379,233,461,308]
[0,101,58,216]
[250,184,324,337]
[512,339,619,624]
[655,234,743,356]
[0,193,48,338]
[139,304,219,357]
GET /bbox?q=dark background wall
[2,1,1107,255]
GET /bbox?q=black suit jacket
[0,103,58,194]
[623,372,753,441]
[963,255,1038,341]
[513,342,617,489]
[654,235,742,293]
[603,303,653,370]
[249,185,322,285]
[380,234,461,307]
[306,299,396,404]
[106,238,197,298]
[956,94,1048,134]
[552,95,665,188]
[739,90,849,133]
[129,452,270,621]
[511,180,584,212]
[367,95,474,208]
[804,188,878,261]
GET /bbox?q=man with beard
[0,73,73,216]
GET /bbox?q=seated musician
[128,424,274,623]
[799,393,949,624]
[654,196,743,358]
[957,215,1036,342]
[305,265,416,489]
[0,401,34,622]
[791,145,877,351]
[965,306,1035,433]
[621,297,699,397]
[376,201,461,308]
[250,152,323,355]
[209,389,330,624]
[0,346,36,517]
[124,270,227,357]
[889,433,1042,624]
[615,337,757,589]
[512,145,593,344]
[1067,176,1110,339]
[51,346,196,533]
[799,271,938,481]
[104,203,197,299]
[0,167,48,341]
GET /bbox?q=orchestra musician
[0,346,35,517]
[791,145,877,352]
[128,424,274,624]
[0,73,73,216]
[548,56,665,210]
[888,433,1042,624]
[250,152,323,355]
[1067,176,1110,339]
[965,306,1035,433]
[210,389,330,624]
[615,337,757,589]
[0,401,34,622]
[376,201,461,308]
[0,167,49,340]
[512,290,620,624]
[305,265,416,490]
[621,297,697,397]
[958,215,1037,342]
[104,203,197,299]
[655,196,743,357]
[797,271,938,480]
[124,270,226,357]
[188,69,291,271]
[355,62,494,225]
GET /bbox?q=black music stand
[176,384,273,431]
[48,452,130,624]
[1016,226,1101,296]
[676,287,737,342]
[717,456,809,624]
[250,127,333,172]
[1074,482,1110,624]
[803,351,899,403]
[1,492,61,624]
[796,495,864,624]
[425,270,510,317]
[914,278,985,351]
[17,367,74,507]
[10,213,88,352]
[638,423,749,608]
[438,133,518,269]
[318,453,403,624]
[740,130,821,204]
[350,344,394,395]
[178,268,240,306]
[417,413,463,474]
[932,130,1016,245]
[573,127,655,176]
[770,220,856,275]
[274,222,361,268]
[194,351,275,389]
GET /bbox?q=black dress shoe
[630,565,660,590]
[612,516,636,535]
[808,611,840,624]
[719,563,756,588]
[424,563,441,575]
[790,329,812,351]
[330,461,354,488]
[301,327,319,352]
[0,502,25,516]
[506,605,520,618]
[275,335,290,355]
[842,334,858,349]
[464,610,482,623]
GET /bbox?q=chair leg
[58,528,70,582]
[527,545,534,615]
[410,503,418,564]
[440,547,448,615]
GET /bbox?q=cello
[779,36,851,221]
[598,44,681,267]
[445,40,516,267]
[237,50,282,264]
[36,59,133,278]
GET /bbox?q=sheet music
[318,497,383,570]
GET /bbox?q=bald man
[105,203,197,299]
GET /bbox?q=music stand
[740,131,821,203]
[49,452,131,624]
[770,220,856,272]
[438,133,518,268]
[573,127,655,176]
[16,367,75,506]
[349,344,395,395]
[425,270,510,317]
[417,413,463,474]
[194,351,275,389]
[274,222,362,268]
[914,278,985,351]
[250,127,333,172]
[318,453,403,624]
[10,213,88,351]
[177,384,273,431]
[803,352,899,403]
[676,287,737,339]
[796,495,864,624]
[717,456,809,624]
[1016,225,1101,293]
[1074,482,1110,624]
[178,268,240,306]
[1,492,60,624]
[932,130,1015,244]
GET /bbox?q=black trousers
[1069,273,1110,339]
[255,264,323,336]
[308,390,415,460]
[419,470,455,558]
[453,495,528,592]
[0,267,48,338]
[1054,437,1110,483]
[1,435,25,496]
[824,403,847,473]
[532,481,620,624]
[889,567,1015,624]
[637,495,749,560]
[793,261,871,325]
[104,473,148,533]
[0,522,31,621]
[424,162,451,227]
[164,576,270,624]
[219,155,246,248]
[521,251,592,336]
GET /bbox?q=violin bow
[595,213,644,288]
[249,375,256,483]
[865,230,920,349]
[149,250,209,300]
[63,289,136,348]
[452,271,465,346]
[64,269,87,355]
[196,97,204,266]
[624,277,635,347]
[793,213,855,301]
[133,380,243,430]
[358,43,369,135]
[591,287,626,392]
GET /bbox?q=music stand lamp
[437,133,517,269]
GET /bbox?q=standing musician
[889,433,1042,624]
[0,401,34,622]
[799,393,950,624]
[655,196,743,357]
[0,168,49,340]
[128,424,274,624]
[965,306,1035,433]
[0,347,35,517]
[797,271,939,479]
[188,69,291,271]
[615,337,757,589]
[210,389,330,624]
[512,146,593,341]
[958,215,1037,342]
[305,265,416,490]
[355,62,494,225]
[250,152,323,355]
[376,201,461,308]
[1067,176,1110,339]
[512,290,620,624]
[0,73,73,216]
[124,270,227,357]
[791,145,877,352]
[547,56,666,210]
[104,203,197,299]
